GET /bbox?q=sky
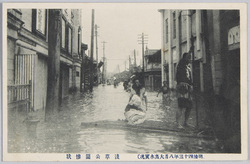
[81,5,161,73]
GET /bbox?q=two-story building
[158,9,240,95]
[158,10,206,91]
[7,9,83,111]
[144,47,161,91]
[159,9,240,152]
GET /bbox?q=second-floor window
[173,11,176,39]
[61,17,73,55]
[37,9,46,34]
[165,19,168,43]
[68,27,72,54]
[78,27,81,55]
[32,9,47,39]
[61,18,66,49]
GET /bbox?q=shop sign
[228,25,240,45]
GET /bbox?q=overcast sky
[81,5,161,73]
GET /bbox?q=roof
[145,50,161,63]
[145,49,159,56]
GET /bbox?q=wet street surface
[8,84,223,153]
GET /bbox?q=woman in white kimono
[124,79,147,125]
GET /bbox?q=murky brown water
[8,84,222,153]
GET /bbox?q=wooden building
[144,47,161,91]
[7,9,83,111]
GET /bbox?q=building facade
[159,10,206,91]
[159,9,240,95]
[159,9,240,150]
[7,9,83,111]
[144,47,161,91]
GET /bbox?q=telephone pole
[95,24,100,84]
[138,33,148,85]
[46,9,62,120]
[102,41,107,84]
[134,49,137,66]
[90,9,95,91]
[117,65,120,73]
[129,55,131,71]
[125,60,127,71]
[189,10,199,128]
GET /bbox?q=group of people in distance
[124,49,194,129]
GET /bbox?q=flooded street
[8,84,222,153]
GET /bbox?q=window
[179,12,182,41]
[78,27,81,55]
[165,19,168,43]
[76,71,80,77]
[71,10,74,24]
[173,12,176,39]
[32,9,47,39]
[68,27,72,54]
[61,18,66,49]
[190,10,196,15]
[36,9,46,34]
[61,15,73,55]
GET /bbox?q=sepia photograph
[2,3,248,161]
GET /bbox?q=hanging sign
[228,25,240,45]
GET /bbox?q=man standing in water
[175,52,193,129]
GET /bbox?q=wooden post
[129,55,131,71]
[80,47,84,92]
[190,11,199,128]
[168,10,173,89]
[89,9,95,91]
[142,33,145,86]
[101,41,107,84]
[95,24,99,84]
[159,10,166,84]
[46,9,62,119]
[134,49,136,67]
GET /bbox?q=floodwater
[8,84,223,153]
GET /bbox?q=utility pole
[134,49,137,66]
[90,9,95,91]
[188,10,199,128]
[125,60,127,71]
[95,24,99,84]
[46,9,62,120]
[129,55,131,71]
[118,65,120,73]
[138,33,148,85]
[102,41,107,84]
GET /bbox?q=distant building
[144,47,161,91]
[7,9,83,111]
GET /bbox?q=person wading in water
[175,51,193,129]
[157,80,171,109]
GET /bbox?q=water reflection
[8,84,222,153]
